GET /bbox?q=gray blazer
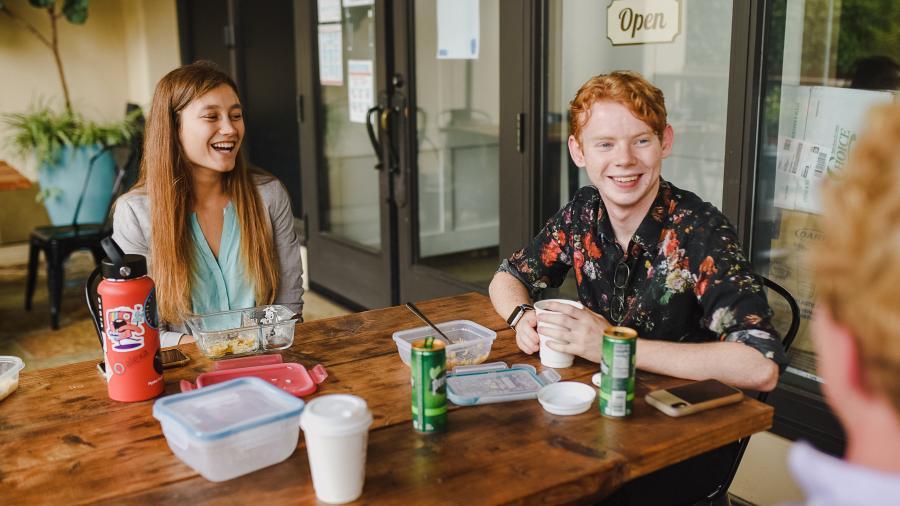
[112,174,304,346]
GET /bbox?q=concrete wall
[0,0,180,243]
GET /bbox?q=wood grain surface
[0,292,773,505]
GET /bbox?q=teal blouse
[190,202,255,315]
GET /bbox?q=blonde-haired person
[112,61,303,347]
[788,101,900,503]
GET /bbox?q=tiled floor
[0,243,351,371]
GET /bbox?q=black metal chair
[24,116,143,329]
[699,275,801,506]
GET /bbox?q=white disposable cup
[534,299,584,368]
[300,394,373,504]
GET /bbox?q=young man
[791,102,900,503]
[489,71,785,390]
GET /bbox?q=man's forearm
[488,271,533,323]
[636,338,779,391]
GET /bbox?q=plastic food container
[445,362,560,405]
[180,362,328,397]
[185,305,298,359]
[393,320,497,370]
[153,377,305,481]
[0,356,24,402]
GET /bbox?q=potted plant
[1,0,139,225]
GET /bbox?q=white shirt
[787,441,900,506]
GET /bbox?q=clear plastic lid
[300,394,372,436]
[153,377,304,441]
[446,362,561,406]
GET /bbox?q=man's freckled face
[568,100,673,216]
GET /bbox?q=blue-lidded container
[153,377,304,481]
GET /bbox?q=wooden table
[0,293,773,504]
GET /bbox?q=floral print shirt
[499,179,787,368]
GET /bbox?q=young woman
[112,61,303,347]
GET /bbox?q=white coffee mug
[534,299,584,368]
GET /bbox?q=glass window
[752,0,898,385]
[319,4,381,251]
[546,0,735,211]
[412,0,500,288]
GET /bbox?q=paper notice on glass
[317,0,341,23]
[436,0,479,59]
[773,137,830,213]
[343,0,373,7]
[347,59,374,124]
[318,24,343,86]
[773,85,894,213]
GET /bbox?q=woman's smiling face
[178,83,244,176]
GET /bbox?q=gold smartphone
[645,379,743,417]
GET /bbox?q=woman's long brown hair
[132,62,278,323]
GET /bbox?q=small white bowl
[538,381,596,416]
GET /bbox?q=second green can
[411,336,447,432]
[599,326,637,418]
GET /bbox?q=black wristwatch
[506,303,534,329]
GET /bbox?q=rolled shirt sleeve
[692,213,788,370]
[498,202,576,300]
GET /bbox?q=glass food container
[185,305,298,359]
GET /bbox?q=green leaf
[28,0,55,8]
[62,0,88,24]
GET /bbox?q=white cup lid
[300,394,373,436]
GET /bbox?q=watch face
[507,307,522,326]
[507,304,533,327]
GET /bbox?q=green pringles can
[599,326,638,418]
[411,336,447,432]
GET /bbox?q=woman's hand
[536,302,610,363]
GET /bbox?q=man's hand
[536,301,610,363]
[514,311,540,354]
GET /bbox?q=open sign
[607,0,681,46]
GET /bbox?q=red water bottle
[86,238,164,402]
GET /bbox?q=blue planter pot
[37,144,115,226]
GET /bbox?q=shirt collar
[596,178,673,257]
[789,441,900,505]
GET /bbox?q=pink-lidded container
[180,360,327,398]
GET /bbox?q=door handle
[365,105,385,171]
[381,108,400,175]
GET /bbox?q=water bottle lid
[100,237,148,280]
[102,254,147,280]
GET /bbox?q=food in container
[153,377,304,481]
[0,356,25,402]
[393,320,496,370]
[185,305,298,359]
